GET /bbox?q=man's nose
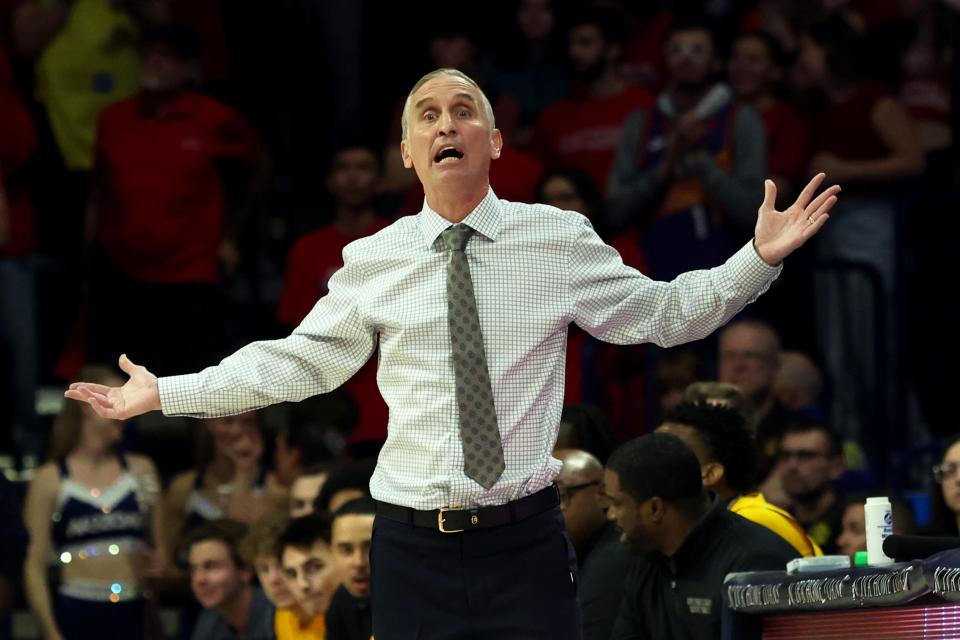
[437,109,456,134]
[297,574,312,593]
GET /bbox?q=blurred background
[0,0,957,635]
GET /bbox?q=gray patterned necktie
[441,224,505,489]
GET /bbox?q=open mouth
[434,146,465,164]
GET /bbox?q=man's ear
[490,128,503,160]
[701,462,725,489]
[647,496,665,524]
[400,139,413,169]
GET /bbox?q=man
[277,144,390,446]
[836,493,915,561]
[238,514,297,609]
[683,380,753,421]
[186,519,275,640]
[67,66,837,639]
[314,460,375,515]
[290,465,329,518]
[774,350,824,415]
[277,514,339,640]
[779,421,846,554]
[326,498,375,640]
[657,402,819,557]
[718,319,803,462]
[727,30,809,200]
[606,433,797,640]
[530,7,653,194]
[608,19,767,280]
[554,404,617,464]
[274,393,356,487]
[555,449,631,640]
[86,23,267,376]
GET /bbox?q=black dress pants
[371,505,582,640]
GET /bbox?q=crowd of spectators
[0,0,958,637]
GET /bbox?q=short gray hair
[401,68,496,140]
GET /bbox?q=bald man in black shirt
[605,433,797,640]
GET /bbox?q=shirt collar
[417,187,502,248]
[662,494,726,567]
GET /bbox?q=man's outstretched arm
[570,173,838,347]
[66,242,377,420]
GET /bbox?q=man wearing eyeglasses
[555,449,631,640]
[778,421,846,554]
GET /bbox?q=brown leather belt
[375,484,560,533]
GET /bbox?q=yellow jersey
[275,607,326,640]
[35,0,141,169]
[730,492,822,557]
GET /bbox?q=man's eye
[424,112,436,121]
[458,109,470,117]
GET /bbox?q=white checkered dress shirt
[160,188,780,509]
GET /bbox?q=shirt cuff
[730,239,783,290]
[158,373,207,417]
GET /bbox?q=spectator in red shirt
[278,143,390,447]
[728,30,809,204]
[0,39,39,457]
[530,7,653,195]
[86,24,267,377]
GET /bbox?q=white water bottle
[865,496,894,565]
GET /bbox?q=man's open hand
[64,354,161,420]
[754,173,839,266]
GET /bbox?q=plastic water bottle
[865,496,894,565]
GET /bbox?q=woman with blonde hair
[23,365,165,640]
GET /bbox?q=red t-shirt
[531,85,653,195]
[0,43,36,257]
[95,91,261,283]
[277,219,391,444]
[812,82,891,162]
[277,220,389,326]
[900,61,951,125]
[761,99,810,184]
[396,145,545,216]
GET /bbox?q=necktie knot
[441,224,474,252]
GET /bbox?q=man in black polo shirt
[326,498,375,640]
[605,432,796,640]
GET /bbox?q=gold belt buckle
[438,507,465,533]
